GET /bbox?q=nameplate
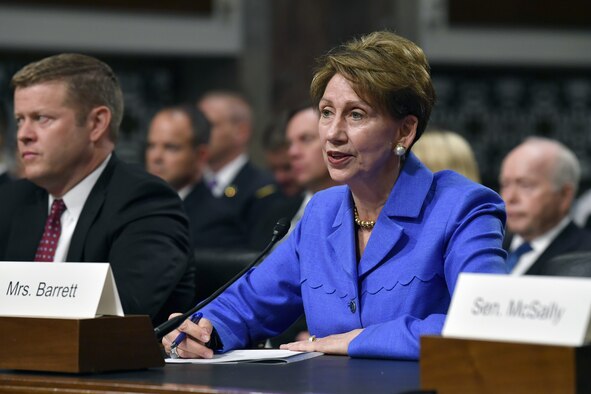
[442,273,591,347]
[0,262,123,319]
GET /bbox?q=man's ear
[87,106,112,142]
[559,183,576,215]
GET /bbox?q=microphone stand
[154,218,290,339]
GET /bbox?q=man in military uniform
[188,91,279,250]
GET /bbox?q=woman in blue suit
[163,31,507,360]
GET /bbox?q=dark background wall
[429,66,591,190]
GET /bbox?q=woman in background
[412,129,481,183]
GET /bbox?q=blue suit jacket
[202,154,507,360]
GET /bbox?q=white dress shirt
[50,154,111,262]
[204,154,248,198]
[177,183,196,200]
[510,217,570,275]
[289,192,313,237]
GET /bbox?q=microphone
[154,217,291,339]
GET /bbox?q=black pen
[170,312,203,358]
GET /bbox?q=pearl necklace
[354,207,375,230]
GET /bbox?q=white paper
[443,273,591,346]
[0,262,123,319]
[166,349,323,364]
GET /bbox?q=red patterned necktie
[34,199,67,262]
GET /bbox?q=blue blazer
[202,154,507,360]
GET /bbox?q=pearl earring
[394,143,406,156]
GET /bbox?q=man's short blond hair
[11,53,124,141]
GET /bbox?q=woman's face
[318,73,408,187]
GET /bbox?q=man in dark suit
[0,172,10,184]
[0,53,194,325]
[190,91,280,250]
[145,104,211,203]
[499,137,591,275]
[261,117,303,199]
[252,105,338,250]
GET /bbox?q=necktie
[506,242,532,272]
[207,178,217,192]
[34,199,67,262]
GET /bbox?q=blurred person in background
[191,91,280,250]
[499,137,591,275]
[284,105,338,229]
[412,129,480,183]
[0,103,13,185]
[146,105,210,200]
[254,104,339,250]
[261,119,302,199]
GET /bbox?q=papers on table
[166,349,323,364]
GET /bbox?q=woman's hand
[279,328,363,355]
[162,313,215,359]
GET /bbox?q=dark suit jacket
[182,180,210,244]
[0,172,12,185]
[0,155,195,325]
[185,161,280,251]
[250,193,304,250]
[503,221,591,275]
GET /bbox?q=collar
[204,154,248,193]
[48,153,111,215]
[178,183,196,200]
[382,152,434,218]
[510,216,571,253]
[294,191,313,217]
[332,152,433,228]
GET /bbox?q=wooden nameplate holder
[0,315,164,373]
[420,336,591,394]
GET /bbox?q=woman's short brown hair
[310,31,436,140]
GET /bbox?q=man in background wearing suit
[499,137,591,275]
[253,105,339,250]
[146,104,211,201]
[191,91,279,250]
[285,106,338,227]
[0,53,195,325]
[261,118,302,199]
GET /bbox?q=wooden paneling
[449,0,591,29]
[0,0,213,15]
